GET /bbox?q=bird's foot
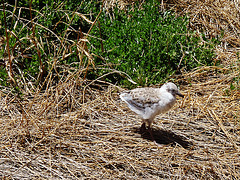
[140,122,146,133]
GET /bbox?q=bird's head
[163,82,184,98]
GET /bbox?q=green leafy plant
[90,0,218,87]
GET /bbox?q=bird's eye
[171,89,177,94]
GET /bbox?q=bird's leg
[147,126,155,142]
[145,120,155,142]
[140,122,146,133]
[140,122,154,141]
[147,124,162,146]
[142,122,162,146]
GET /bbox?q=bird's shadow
[132,127,193,149]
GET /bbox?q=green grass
[0,1,94,88]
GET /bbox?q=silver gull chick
[120,82,184,142]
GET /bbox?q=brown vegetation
[0,0,239,179]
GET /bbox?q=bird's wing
[120,88,160,110]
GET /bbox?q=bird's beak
[177,92,184,98]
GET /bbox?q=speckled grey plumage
[120,82,184,128]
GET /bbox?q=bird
[120,82,184,142]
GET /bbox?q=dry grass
[1,0,240,179]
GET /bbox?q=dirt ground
[0,72,239,179]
